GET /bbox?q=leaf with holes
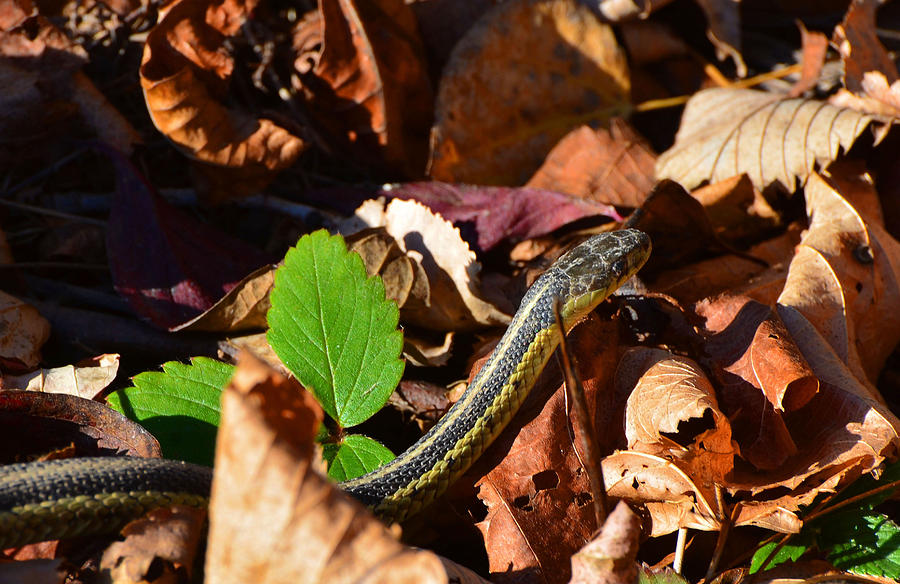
[267,229,404,427]
[107,357,232,466]
[323,434,395,481]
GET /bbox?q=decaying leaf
[656,88,893,192]
[0,291,50,372]
[100,506,207,584]
[0,354,119,400]
[428,0,630,185]
[174,265,276,333]
[0,3,139,167]
[345,227,429,310]
[344,198,510,330]
[525,120,657,209]
[569,502,641,584]
[697,296,818,470]
[299,0,433,177]
[618,348,736,486]
[205,353,469,584]
[140,0,307,199]
[831,0,898,94]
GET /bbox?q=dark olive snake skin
[0,229,650,547]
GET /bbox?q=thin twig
[674,527,687,573]
[0,198,106,226]
[705,487,737,580]
[552,299,608,525]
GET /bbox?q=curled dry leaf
[569,501,641,584]
[174,265,276,333]
[206,353,459,584]
[831,0,898,94]
[428,0,630,185]
[525,120,657,209]
[0,354,119,400]
[698,296,819,470]
[300,0,433,176]
[140,0,306,198]
[655,88,893,192]
[618,348,736,486]
[100,506,207,584]
[345,198,510,330]
[831,71,900,117]
[0,291,50,372]
[345,227,429,311]
[780,172,900,386]
[0,4,139,165]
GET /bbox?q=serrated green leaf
[267,229,404,427]
[324,434,394,481]
[825,513,900,578]
[107,357,233,466]
[638,566,690,584]
[750,540,809,573]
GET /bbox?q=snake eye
[611,258,626,277]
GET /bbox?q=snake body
[0,229,650,547]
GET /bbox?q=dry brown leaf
[651,224,801,305]
[601,451,721,536]
[300,0,433,176]
[525,120,657,209]
[474,317,621,584]
[697,296,819,470]
[100,506,206,584]
[345,227,430,311]
[788,22,828,98]
[568,502,641,584]
[0,291,50,372]
[428,0,630,185]
[780,172,900,386]
[345,198,510,330]
[0,354,119,400]
[618,348,736,486]
[174,265,276,333]
[0,6,138,166]
[140,0,306,200]
[655,88,892,192]
[831,71,900,117]
[832,0,898,94]
[206,353,459,584]
[692,174,780,240]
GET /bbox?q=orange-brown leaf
[206,353,454,584]
[428,0,630,185]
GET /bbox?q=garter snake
[0,229,650,547]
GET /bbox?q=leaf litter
[3,0,900,582]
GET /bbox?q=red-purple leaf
[104,149,273,330]
[380,182,622,250]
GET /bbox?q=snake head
[550,228,651,319]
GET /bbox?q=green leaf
[267,229,404,427]
[323,434,394,481]
[824,513,900,579]
[637,566,690,584]
[107,357,233,466]
[750,540,809,573]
